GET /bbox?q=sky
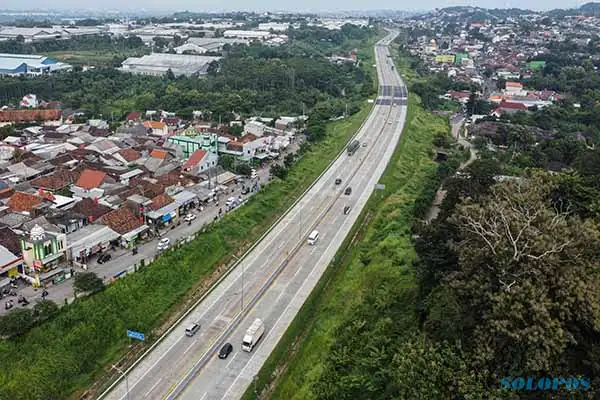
[0,0,589,12]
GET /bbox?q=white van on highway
[307,230,319,245]
[242,318,265,352]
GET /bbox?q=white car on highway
[157,238,171,251]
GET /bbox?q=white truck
[242,318,265,352]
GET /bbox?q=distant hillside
[580,2,600,13]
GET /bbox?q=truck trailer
[242,318,265,352]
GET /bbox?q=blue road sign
[127,330,145,341]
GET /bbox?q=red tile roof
[505,81,523,88]
[30,169,78,191]
[497,101,528,110]
[76,169,106,190]
[72,198,112,222]
[117,148,142,163]
[101,206,143,235]
[8,192,42,212]
[182,149,207,170]
[150,193,174,211]
[150,149,168,159]
[126,112,140,121]
[0,109,61,123]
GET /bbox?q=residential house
[71,197,112,223]
[30,168,79,193]
[504,81,525,96]
[71,168,115,199]
[143,121,169,137]
[85,139,121,156]
[113,148,142,166]
[101,206,149,248]
[492,101,529,117]
[7,191,49,215]
[181,149,218,176]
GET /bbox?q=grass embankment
[0,96,374,400]
[243,94,450,399]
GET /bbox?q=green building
[455,53,469,64]
[527,61,546,71]
[167,128,218,159]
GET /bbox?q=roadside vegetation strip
[243,94,451,400]
[0,88,376,400]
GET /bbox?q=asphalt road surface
[101,30,408,400]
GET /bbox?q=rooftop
[75,169,106,190]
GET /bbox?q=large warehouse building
[0,53,72,76]
[119,53,221,77]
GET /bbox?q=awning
[173,190,198,206]
[68,226,121,256]
[146,202,179,220]
[0,277,11,288]
[121,224,150,241]
[39,268,65,281]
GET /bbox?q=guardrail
[97,33,394,400]
[164,33,399,400]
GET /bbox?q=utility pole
[112,365,129,400]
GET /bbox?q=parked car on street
[97,254,112,264]
[184,213,196,222]
[157,238,171,251]
[219,342,233,359]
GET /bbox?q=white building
[258,23,290,32]
[223,30,272,40]
[119,53,221,77]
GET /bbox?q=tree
[0,308,35,337]
[33,299,60,322]
[441,172,600,376]
[73,272,104,294]
[270,164,288,179]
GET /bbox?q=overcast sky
[0,0,589,12]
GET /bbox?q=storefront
[146,202,180,232]
[121,224,150,248]
[172,190,199,215]
[0,245,23,280]
[37,267,72,288]
[68,225,121,264]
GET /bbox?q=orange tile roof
[8,192,42,212]
[150,149,168,159]
[505,81,523,88]
[144,121,167,129]
[117,148,141,163]
[150,193,174,211]
[0,109,61,123]
[182,149,207,170]
[102,206,143,235]
[76,169,107,190]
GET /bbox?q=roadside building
[20,224,67,278]
[67,224,121,265]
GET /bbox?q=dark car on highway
[219,343,233,359]
[335,178,342,185]
[344,187,352,195]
